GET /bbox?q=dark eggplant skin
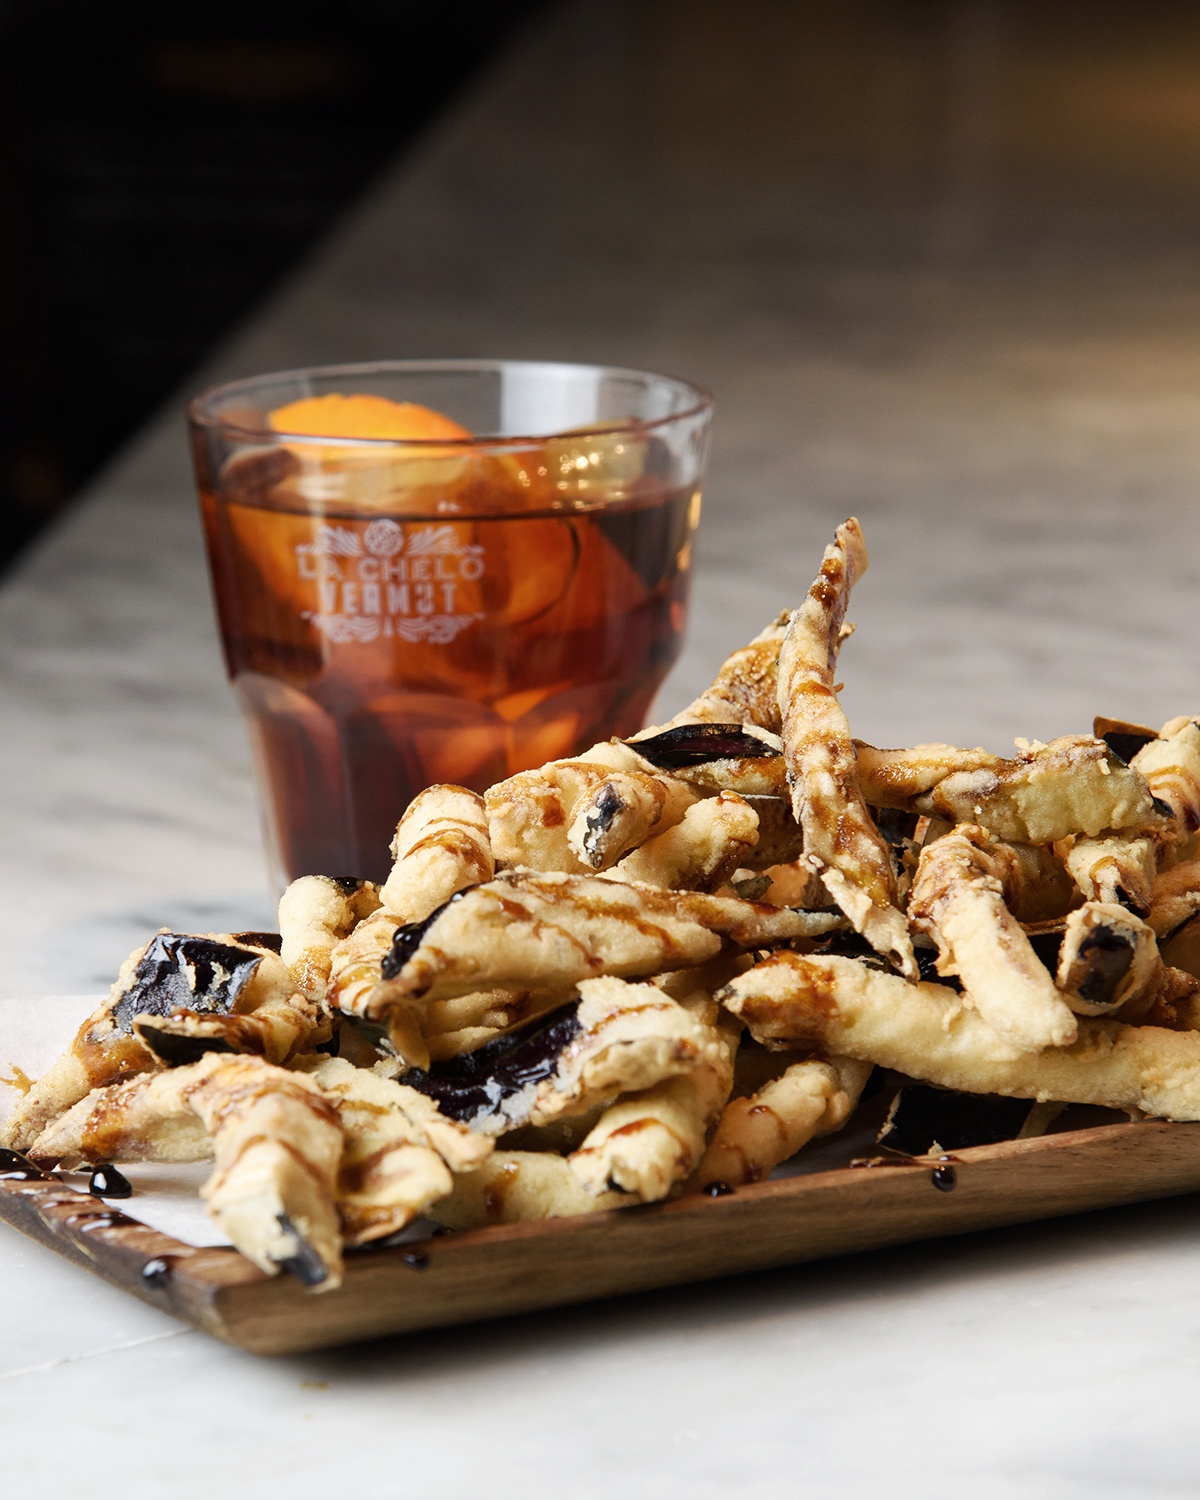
[1098,729,1158,765]
[274,1213,328,1286]
[401,1002,583,1125]
[1070,924,1137,1010]
[111,933,263,1033]
[381,891,469,980]
[134,1024,238,1067]
[878,1084,1036,1156]
[230,931,283,953]
[628,723,782,768]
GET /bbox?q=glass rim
[187,357,714,449]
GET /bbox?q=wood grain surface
[4,1118,1200,1355]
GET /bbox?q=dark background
[0,0,542,572]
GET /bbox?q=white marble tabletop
[4,2,1200,1493]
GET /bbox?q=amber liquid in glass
[200,470,697,885]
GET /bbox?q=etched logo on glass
[296,520,485,644]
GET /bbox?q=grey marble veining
[5,3,1200,1488]
[5,2,1200,990]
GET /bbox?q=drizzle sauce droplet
[141,1256,173,1289]
[931,1163,958,1193]
[89,1164,133,1199]
[0,1148,44,1181]
[703,1181,734,1198]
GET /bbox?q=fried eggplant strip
[31,1053,345,1288]
[486,755,697,874]
[297,1056,490,1245]
[666,611,792,732]
[610,791,760,891]
[568,1010,739,1201]
[1055,903,1162,1019]
[1,931,284,1151]
[776,518,915,977]
[692,1053,872,1189]
[133,946,324,1068]
[567,771,699,871]
[1065,833,1157,916]
[719,950,1200,1119]
[428,1150,627,1228]
[279,876,380,1000]
[909,825,1077,1052]
[1148,859,1200,944]
[397,980,723,1137]
[370,871,842,1009]
[1133,717,1200,856]
[379,784,494,921]
[855,737,1162,846]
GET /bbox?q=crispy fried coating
[196,1057,344,1288]
[428,1149,627,1228]
[909,825,1078,1052]
[486,754,696,874]
[610,791,760,891]
[369,871,842,1009]
[1133,718,1200,855]
[568,1009,738,1201]
[719,950,1200,1119]
[567,771,700,871]
[279,876,380,1000]
[692,1053,872,1188]
[31,1053,345,1288]
[1056,903,1162,1019]
[856,737,1162,846]
[380,784,493,921]
[1065,833,1157,916]
[1148,859,1200,943]
[326,911,431,1066]
[667,610,791,732]
[776,518,915,978]
[297,1056,490,1245]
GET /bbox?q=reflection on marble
[5,2,1200,1488]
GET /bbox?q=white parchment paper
[0,994,229,1247]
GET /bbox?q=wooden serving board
[4,1117,1200,1355]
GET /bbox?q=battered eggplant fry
[31,1053,345,1288]
[379,784,494,921]
[610,791,760,891]
[776,518,916,978]
[429,1150,627,1228]
[486,755,696,874]
[396,978,724,1137]
[568,1008,739,1201]
[1132,717,1200,856]
[369,871,842,1009]
[909,825,1078,1052]
[1148,860,1200,944]
[133,946,325,1068]
[1056,902,1162,1019]
[1,930,287,1152]
[692,1053,872,1189]
[279,876,380,1001]
[719,950,1200,1119]
[856,737,1163,846]
[667,610,792,732]
[1065,833,1157,916]
[297,1056,491,1245]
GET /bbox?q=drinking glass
[188,359,712,891]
